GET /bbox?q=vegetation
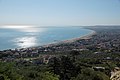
[0,50,114,80]
[0,62,59,80]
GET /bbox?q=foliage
[0,62,59,80]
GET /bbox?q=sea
[0,26,93,50]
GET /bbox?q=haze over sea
[0,26,93,50]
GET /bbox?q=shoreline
[61,30,96,43]
[42,30,96,47]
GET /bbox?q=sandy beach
[61,30,96,43]
[42,30,96,47]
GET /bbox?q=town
[0,26,120,80]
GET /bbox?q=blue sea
[0,26,93,50]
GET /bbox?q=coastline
[61,30,96,43]
[42,30,96,47]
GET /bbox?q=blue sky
[0,0,120,26]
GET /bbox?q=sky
[0,0,120,26]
